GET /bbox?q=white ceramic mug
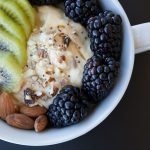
[0,0,150,146]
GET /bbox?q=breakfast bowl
[0,0,150,146]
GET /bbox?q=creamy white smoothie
[14,6,92,108]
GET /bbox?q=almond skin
[34,115,48,132]
[20,105,47,118]
[0,93,16,120]
[14,104,20,113]
[6,113,34,130]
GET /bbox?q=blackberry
[64,0,100,26]
[29,0,62,5]
[47,85,90,127]
[82,55,119,102]
[87,11,122,60]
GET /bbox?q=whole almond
[34,115,48,132]
[14,104,20,113]
[6,113,34,130]
[20,105,47,118]
[0,93,16,120]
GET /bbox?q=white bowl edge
[0,0,135,146]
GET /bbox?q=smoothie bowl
[0,0,149,146]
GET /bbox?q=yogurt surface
[14,6,92,108]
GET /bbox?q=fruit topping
[13,0,36,28]
[0,28,27,67]
[87,11,122,60]
[64,0,100,26]
[0,0,32,38]
[47,85,90,127]
[0,52,23,93]
[0,9,26,44]
[29,0,63,5]
[82,55,120,102]
[0,1,124,131]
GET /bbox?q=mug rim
[0,0,135,146]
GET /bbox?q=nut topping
[20,105,47,118]
[6,114,34,130]
[34,115,48,132]
[0,93,16,120]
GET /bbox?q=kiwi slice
[13,0,36,28]
[0,28,27,67]
[0,0,32,38]
[0,9,26,44]
[0,51,23,93]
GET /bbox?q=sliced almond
[20,105,47,118]
[6,113,34,130]
[0,93,16,120]
[34,115,48,132]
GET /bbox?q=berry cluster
[29,0,63,5]
[87,11,122,60]
[64,0,99,26]
[31,0,122,127]
[82,55,119,102]
[47,85,89,127]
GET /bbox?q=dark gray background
[0,0,150,149]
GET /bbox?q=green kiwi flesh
[0,51,23,93]
[0,9,26,44]
[0,28,27,67]
[0,0,32,38]
[13,0,36,28]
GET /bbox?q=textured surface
[47,85,89,127]
[29,0,63,5]
[65,0,99,26]
[87,11,122,60]
[0,0,150,149]
[82,56,119,102]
